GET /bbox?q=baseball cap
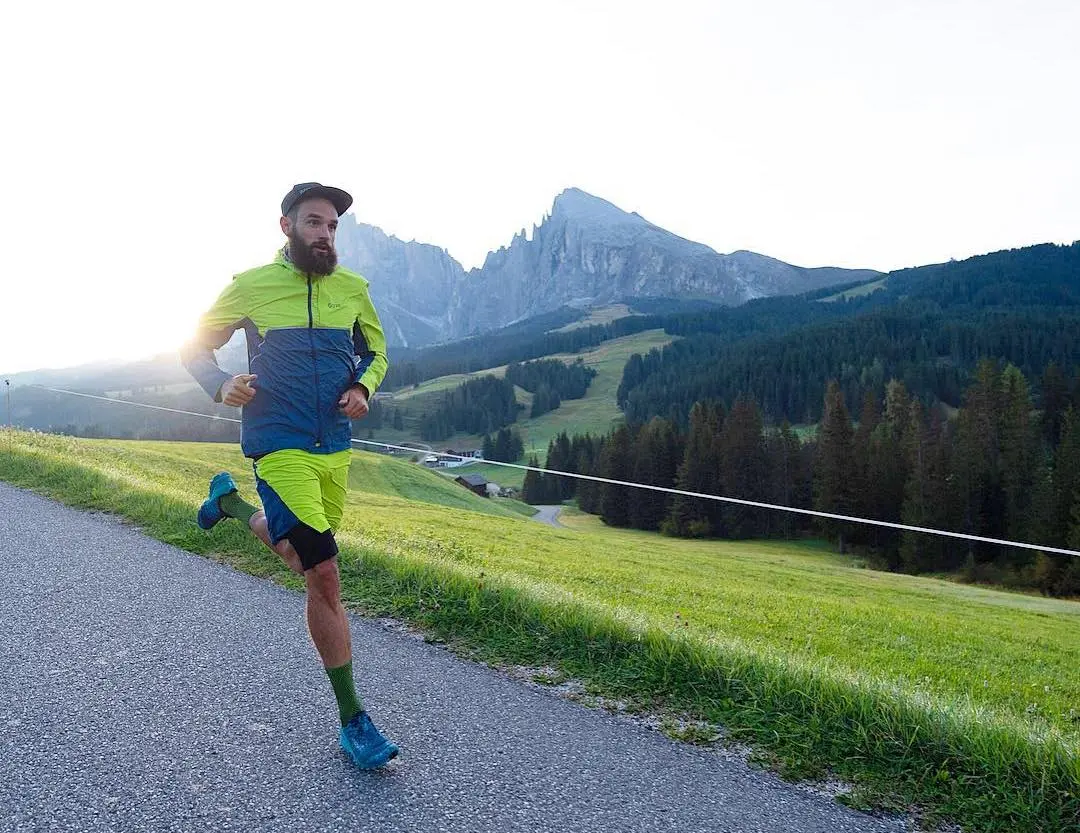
[281,182,353,217]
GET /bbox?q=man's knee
[306,557,340,590]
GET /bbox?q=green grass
[819,278,888,302]
[549,303,640,332]
[1,428,1077,832]
[516,329,673,455]
[493,496,540,517]
[442,461,527,491]
[376,329,676,462]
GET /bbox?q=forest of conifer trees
[414,357,599,441]
[523,360,1080,597]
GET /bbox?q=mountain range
[335,188,880,347]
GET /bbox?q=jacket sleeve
[352,287,389,397]
[180,278,248,402]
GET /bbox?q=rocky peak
[549,188,648,229]
[334,189,880,347]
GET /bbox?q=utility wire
[25,385,1080,560]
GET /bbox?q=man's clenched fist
[339,385,369,419]
[221,374,258,407]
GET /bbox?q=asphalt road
[0,482,907,833]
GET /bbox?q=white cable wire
[29,385,1080,559]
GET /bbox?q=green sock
[326,662,364,725]
[219,490,258,524]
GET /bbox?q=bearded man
[180,182,396,769]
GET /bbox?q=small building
[455,474,489,497]
[439,449,483,467]
[422,454,440,468]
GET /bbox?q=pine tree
[663,402,723,537]
[899,401,956,572]
[718,395,769,538]
[851,390,881,547]
[1036,407,1080,589]
[1040,362,1069,448]
[576,436,605,515]
[568,433,598,505]
[866,381,911,562]
[1054,409,1080,544]
[548,432,574,500]
[814,380,857,552]
[521,455,544,504]
[767,420,806,538]
[953,359,1004,562]
[1028,453,1057,588]
[999,364,1037,563]
[628,417,680,530]
[1060,501,1080,596]
[599,425,633,527]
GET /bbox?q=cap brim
[292,185,353,216]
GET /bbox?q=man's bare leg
[304,558,352,668]
[247,511,351,667]
[249,510,304,575]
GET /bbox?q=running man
[180,182,397,768]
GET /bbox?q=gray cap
[281,182,353,217]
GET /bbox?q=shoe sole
[342,739,399,769]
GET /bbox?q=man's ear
[279,215,291,236]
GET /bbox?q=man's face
[281,197,338,276]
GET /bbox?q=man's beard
[288,232,337,276]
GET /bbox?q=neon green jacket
[181,250,388,458]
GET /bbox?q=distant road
[531,505,565,528]
[0,483,904,833]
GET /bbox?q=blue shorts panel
[253,466,300,545]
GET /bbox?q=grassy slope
[1,430,1077,832]
[436,462,529,492]
[819,278,888,302]
[380,329,675,491]
[549,303,641,332]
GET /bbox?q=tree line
[410,356,600,441]
[505,358,598,418]
[619,242,1080,427]
[418,375,521,441]
[524,360,1080,597]
[383,311,660,390]
[619,306,1080,427]
[481,427,525,463]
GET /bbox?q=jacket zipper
[307,277,323,448]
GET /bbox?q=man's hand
[339,384,369,419]
[221,374,258,407]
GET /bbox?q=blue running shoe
[196,472,238,530]
[339,711,399,769]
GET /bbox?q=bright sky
[2,0,1077,374]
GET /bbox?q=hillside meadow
[1,429,1077,832]
[377,328,675,488]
